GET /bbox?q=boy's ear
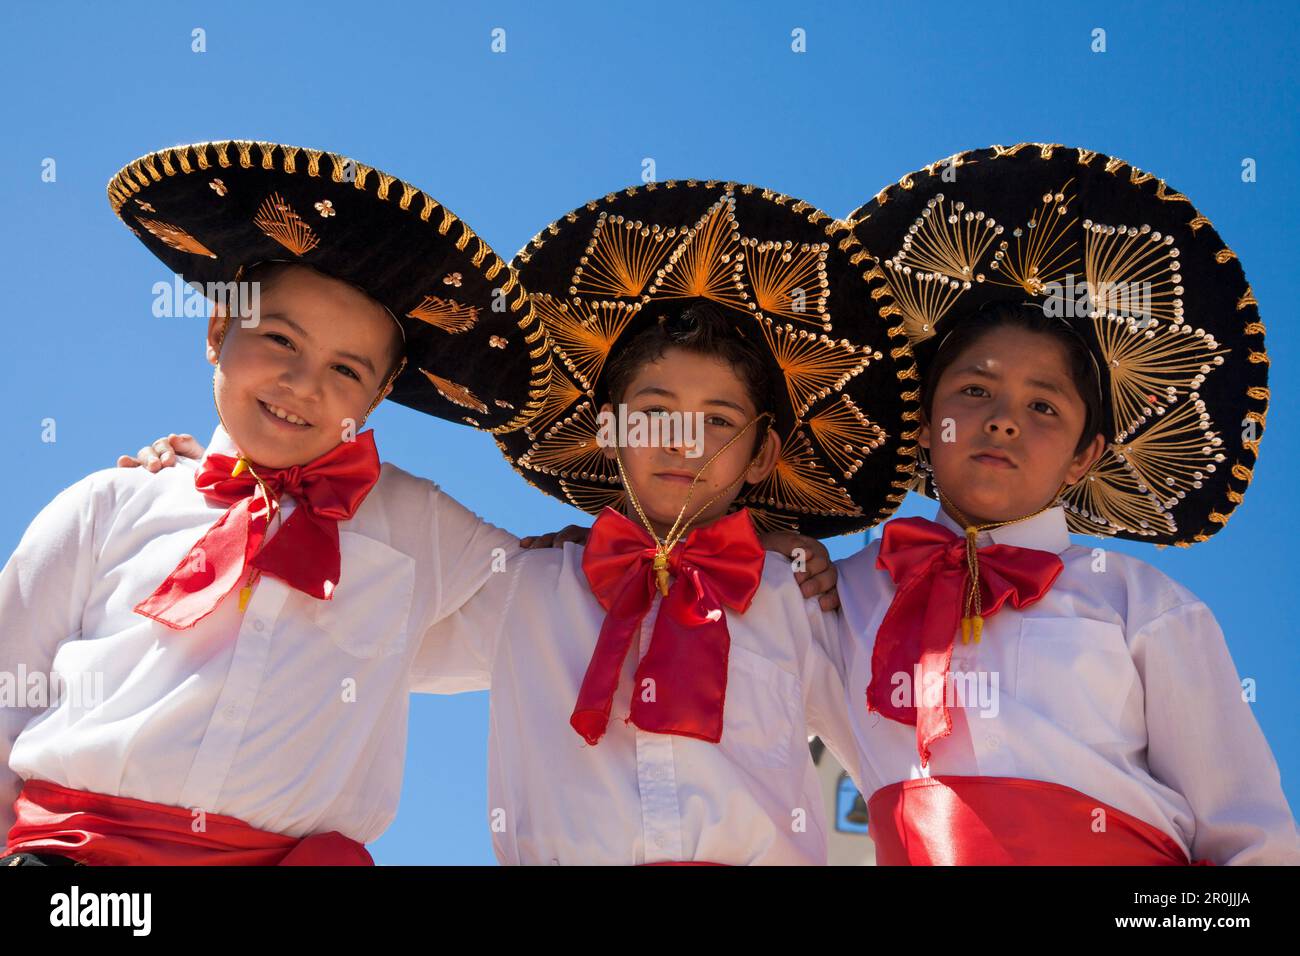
[917,407,931,450]
[598,402,617,460]
[205,306,228,366]
[743,424,782,485]
[1065,432,1107,484]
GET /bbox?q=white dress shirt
[0,425,518,844]
[412,537,864,865]
[834,504,1300,865]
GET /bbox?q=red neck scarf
[869,516,1064,766]
[572,506,766,746]
[134,431,382,630]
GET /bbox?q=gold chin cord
[935,482,1068,644]
[208,306,405,612]
[614,410,774,597]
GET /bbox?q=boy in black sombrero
[832,144,1299,864]
[0,140,551,865]
[408,181,920,864]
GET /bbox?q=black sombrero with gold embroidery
[493,180,922,538]
[107,140,550,432]
[846,143,1269,547]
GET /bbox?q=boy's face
[601,347,781,539]
[205,265,401,469]
[920,326,1106,527]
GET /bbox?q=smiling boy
[0,140,546,865]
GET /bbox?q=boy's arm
[406,483,521,695]
[1131,600,1300,864]
[800,598,870,798]
[0,477,100,836]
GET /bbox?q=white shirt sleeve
[425,484,521,625]
[0,475,102,836]
[801,600,868,797]
[408,547,523,695]
[1130,599,1300,864]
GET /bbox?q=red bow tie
[869,516,1064,766]
[571,507,766,746]
[134,432,383,630]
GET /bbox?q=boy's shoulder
[1059,538,1206,623]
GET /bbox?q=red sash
[867,775,1211,866]
[5,779,372,866]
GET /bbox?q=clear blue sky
[1,1,1295,864]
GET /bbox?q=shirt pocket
[1015,616,1138,746]
[717,642,801,771]
[313,531,416,659]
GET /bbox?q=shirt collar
[931,502,1073,554]
[203,423,239,462]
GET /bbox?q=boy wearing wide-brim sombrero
[415,181,921,863]
[832,143,1299,864]
[0,140,550,865]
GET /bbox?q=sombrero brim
[847,143,1268,546]
[107,140,550,433]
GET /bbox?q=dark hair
[603,301,776,454]
[920,301,1105,455]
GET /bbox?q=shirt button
[253,620,265,632]
[986,735,1000,749]
[653,834,667,848]
[224,704,239,719]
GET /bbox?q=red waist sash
[868,775,1211,866]
[6,779,373,866]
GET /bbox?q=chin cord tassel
[652,550,671,597]
[940,482,1070,645]
[231,455,276,615]
[960,525,984,644]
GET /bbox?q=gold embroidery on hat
[560,479,627,514]
[745,507,799,534]
[744,238,831,330]
[806,394,887,479]
[740,428,861,517]
[1115,398,1225,509]
[1061,451,1174,538]
[407,294,479,333]
[254,193,320,256]
[571,213,676,298]
[990,182,1079,294]
[518,403,619,483]
[1095,314,1227,436]
[136,217,218,258]
[889,192,1001,287]
[1082,219,1184,331]
[521,369,585,440]
[533,293,637,392]
[647,195,747,312]
[758,318,874,417]
[419,369,489,413]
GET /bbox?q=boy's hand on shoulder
[760,530,839,611]
[115,434,205,473]
[519,524,590,550]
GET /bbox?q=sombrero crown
[495,180,922,537]
[107,139,550,433]
[847,143,1268,546]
